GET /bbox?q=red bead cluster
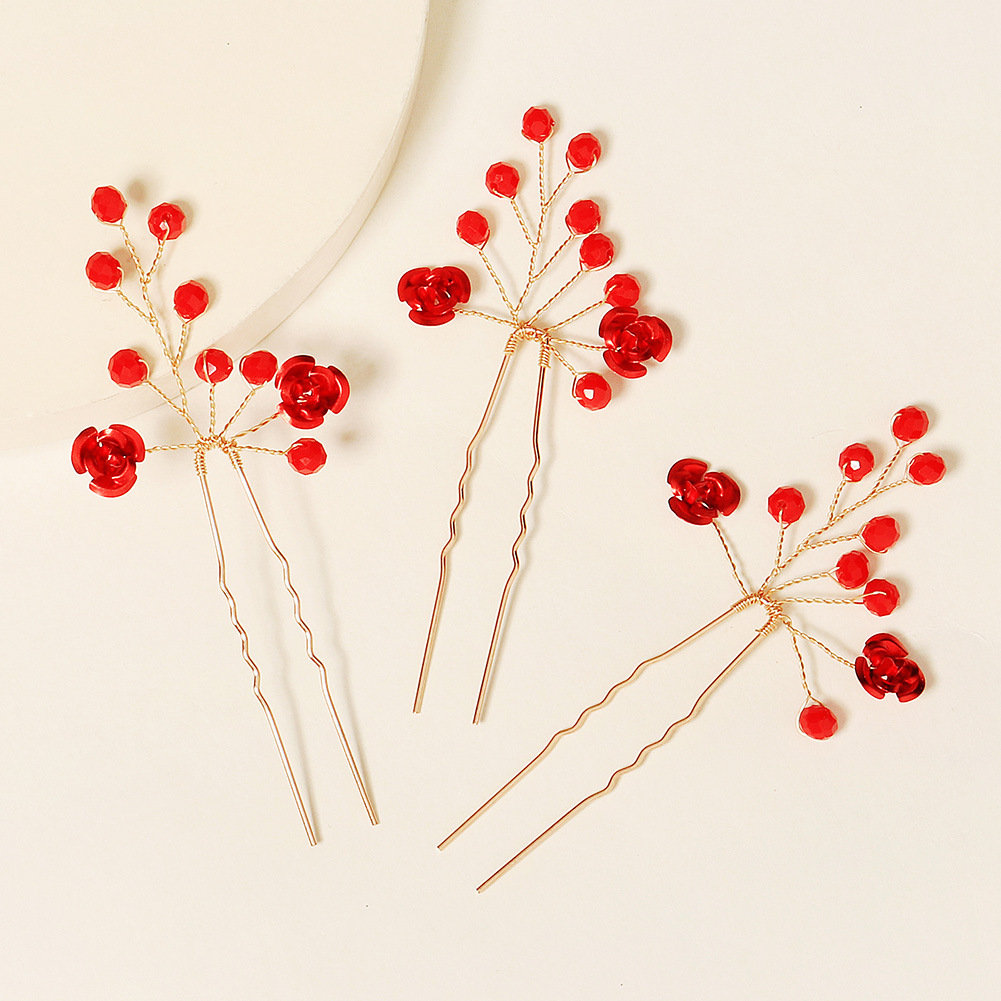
[74,186,353,494]
[666,406,945,740]
[398,105,673,411]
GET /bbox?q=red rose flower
[854,633,925,702]
[599,307,672,379]
[71,424,145,498]
[398,266,471,326]
[275,355,350,429]
[667,458,741,525]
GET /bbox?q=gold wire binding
[473,362,547,724]
[228,451,378,825]
[439,596,753,850]
[475,621,777,891]
[195,451,316,845]
[413,351,516,714]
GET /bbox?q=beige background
[0,1,997,998]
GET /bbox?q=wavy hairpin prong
[403,105,675,721]
[74,187,377,838]
[439,406,945,889]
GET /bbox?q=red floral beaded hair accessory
[439,406,945,890]
[401,105,674,722]
[73,186,377,842]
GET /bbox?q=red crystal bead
[604,273,641,307]
[891,406,929,442]
[767,486,806,525]
[485,162,520,198]
[147,202,186,241]
[522,107,555,142]
[173,280,209,320]
[834,550,871,589]
[862,578,900,616]
[579,233,614,270]
[107,348,148,388]
[240,350,278,386]
[572,372,611,410]
[194,348,233,384]
[91,186,127,224]
[907,452,946,485]
[565,199,601,235]
[798,704,838,740]
[566,133,601,171]
[456,210,490,248]
[286,438,327,474]
[838,443,875,482]
[85,251,123,290]
[860,515,900,553]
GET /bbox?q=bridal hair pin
[73,186,378,842]
[440,407,945,890]
[401,105,673,722]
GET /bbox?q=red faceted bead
[108,348,148,388]
[456,210,490,248]
[240,350,278,385]
[195,348,233,384]
[604,273,641,307]
[566,133,601,171]
[579,233,614,270]
[862,578,900,616]
[834,550,871,589]
[86,251,123,290]
[891,406,929,442]
[767,486,806,525]
[522,107,555,142]
[860,515,900,553]
[147,202,186,241]
[798,704,838,740]
[286,438,327,474]
[907,452,946,485]
[572,372,611,410]
[839,443,875,482]
[565,199,601,235]
[91,186,127,224]
[173,280,209,320]
[485,162,520,198]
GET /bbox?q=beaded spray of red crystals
[440,406,945,890]
[73,187,378,843]
[402,106,673,723]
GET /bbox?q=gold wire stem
[713,521,750,597]
[142,378,201,435]
[871,443,906,493]
[477,248,517,318]
[547,299,604,333]
[175,320,192,365]
[528,269,583,325]
[439,597,751,850]
[548,334,604,351]
[544,169,572,208]
[413,352,515,714]
[787,627,813,698]
[454,307,518,327]
[232,410,281,439]
[511,199,534,244]
[237,444,288,456]
[473,363,548,725]
[786,625,856,670]
[549,346,577,377]
[828,476,847,522]
[769,570,833,591]
[533,235,574,284]
[116,289,153,323]
[229,454,378,825]
[117,221,143,277]
[773,521,787,574]
[476,625,774,892]
[208,384,217,435]
[222,385,261,435]
[195,454,316,845]
[782,595,859,606]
